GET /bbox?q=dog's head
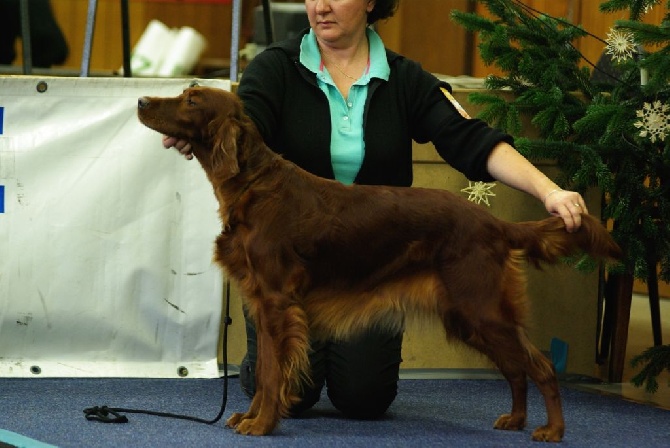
[138,86,246,181]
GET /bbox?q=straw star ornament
[461,181,497,207]
[605,28,637,63]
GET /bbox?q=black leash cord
[84,281,233,425]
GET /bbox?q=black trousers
[240,310,403,419]
[0,0,68,67]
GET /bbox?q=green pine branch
[630,345,670,393]
[617,20,670,46]
[600,0,662,20]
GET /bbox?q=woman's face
[305,0,375,47]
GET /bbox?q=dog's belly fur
[304,271,444,341]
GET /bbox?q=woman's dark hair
[367,0,400,25]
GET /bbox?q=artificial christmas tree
[452,0,669,391]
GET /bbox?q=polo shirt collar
[300,28,390,82]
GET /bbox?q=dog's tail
[506,214,622,267]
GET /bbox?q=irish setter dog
[138,86,621,442]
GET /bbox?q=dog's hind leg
[518,334,565,442]
[490,328,565,442]
[457,319,564,442]
[493,363,528,432]
[440,250,564,441]
[454,319,530,431]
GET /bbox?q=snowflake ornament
[461,181,496,207]
[605,28,637,63]
[634,100,670,143]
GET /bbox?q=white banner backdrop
[0,77,230,378]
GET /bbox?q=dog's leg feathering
[226,298,311,435]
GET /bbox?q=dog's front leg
[227,319,281,435]
[225,351,264,429]
[227,299,310,436]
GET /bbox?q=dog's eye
[187,98,197,106]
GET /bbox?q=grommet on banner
[36,81,48,93]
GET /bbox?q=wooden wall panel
[48,0,235,72]
[378,0,472,75]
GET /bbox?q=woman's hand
[543,188,588,233]
[162,135,194,160]
[485,142,589,233]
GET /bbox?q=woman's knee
[328,381,398,419]
[325,329,403,419]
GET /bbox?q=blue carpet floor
[0,377,667,447]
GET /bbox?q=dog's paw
[225,412,246,429]
[493,413,526,431]
[531,425,564,442]
[234,416,276,436]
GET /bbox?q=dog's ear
[210,116,241,181]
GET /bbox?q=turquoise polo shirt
[300,28,390,184]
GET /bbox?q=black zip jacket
[237,29,514,186]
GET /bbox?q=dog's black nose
[138,97,150,109]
